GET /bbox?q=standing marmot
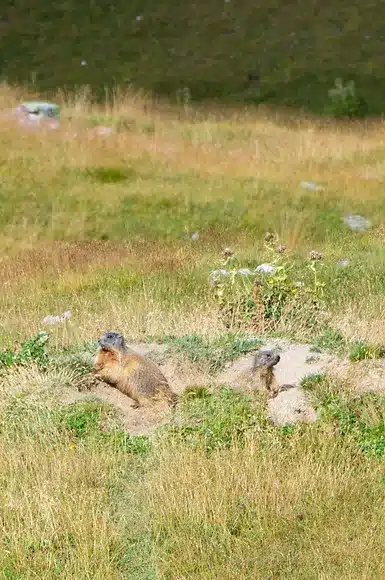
[236,349,285,398]
[251,350,281,398]
[94,331,178,408]
[249,350,296,398]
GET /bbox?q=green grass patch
[0,332,49,370]
[162,386,266,454]
[348,340,385,362]
[163,332,263,373]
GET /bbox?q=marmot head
[98,331,127,352]
[253,350,280,369]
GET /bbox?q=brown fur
[248,350,281,398]
[251,365,281,398]
[94,332,178,408]
[249,351,296,398]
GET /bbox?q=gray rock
[255,263,276,275]
[337,259,350,268]
[209,269,229,285]
[342,215,370,232]
[300,181,323,192]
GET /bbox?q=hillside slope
[1,0,384,113]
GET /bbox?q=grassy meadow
[2,84,385,577]
[1,0,385,115]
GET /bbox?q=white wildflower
[41,310,71,326]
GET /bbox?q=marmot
[94,331,178,408]
[251,350,281,398]
[249,350,295,398]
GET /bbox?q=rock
[127,342,169,362]
[209,269,229,285]
[337,259,350,268]
[342,215,370,232]
[18,102,60,119]
[13,101,60,130]
[255,263,276,275]
[93,126,113,136]
[300,181,323,192]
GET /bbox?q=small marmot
[249,350,295,398]
[94,331,178,408]
[251,350,281,398]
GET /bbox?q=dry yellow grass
[3,86,385,576]
[0,84,384,342]
[149,433,385,579]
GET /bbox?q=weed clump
[348,340,385,362]
[325,78,368,118]
[0,332,49,371]
[311,328,346,355]
[211,235,327,336]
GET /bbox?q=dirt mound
[327,358,385,393]
[58,339,385,434]
[65,339,334,432]
[62,382,174,436]
[216,339,334,388]
[267,387,318,427]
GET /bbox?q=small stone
[191,232,199,240]
[343,215,370,232]
[94,126,113,136]
[305,355,320,364]
[209,269,229,285]
[300,181,323,192]
[81,60,88,66]
[255,263,276,274]
[264,232,275,242]
[337,259,350,268]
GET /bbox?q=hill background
[0,0,383,114]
